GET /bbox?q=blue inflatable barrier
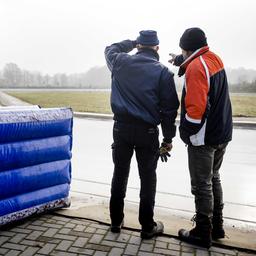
[0,107,73,226]
[0,135,72,172]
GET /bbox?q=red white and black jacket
[175,46,233,146]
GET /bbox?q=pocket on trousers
[149,133,160,155]
[147,127,159,135]
[113,127,119,132]
[111,143,116,163]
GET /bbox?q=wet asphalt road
[71,118,256,226]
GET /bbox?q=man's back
[105,39,179,133]
[202,50,232,145]
[111,47,168,125]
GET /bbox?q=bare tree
[3,63,22,87]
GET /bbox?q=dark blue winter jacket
[105,40,179,142]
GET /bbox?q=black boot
[178,214,212,248]
[141,221,164,239]
[212,214,225,240]
[110,220,124,233]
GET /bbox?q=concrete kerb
[74,111,113,120]
[73,111,256,129]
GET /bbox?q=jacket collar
[136,48,160,61]
[178,46,209,77]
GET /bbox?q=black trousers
[187,143,228,218]
[110,121,159,231]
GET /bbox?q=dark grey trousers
[187,143,228,217]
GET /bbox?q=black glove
[132,40,137,48]
[169,53,184,66]
[159,142,172,162]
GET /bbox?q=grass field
[6,91,256,117]
[230,94,256,117]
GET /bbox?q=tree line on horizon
[0,62,256,93]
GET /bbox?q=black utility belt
[114,115,156,128]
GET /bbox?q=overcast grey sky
[0,0,255,74]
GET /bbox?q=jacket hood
[178,46,209,77]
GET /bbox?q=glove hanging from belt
[159,142,172,162]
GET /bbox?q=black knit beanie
[179,27,207,51]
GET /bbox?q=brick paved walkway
[0,214,254,256]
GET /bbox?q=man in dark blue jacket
[105,30,179,239]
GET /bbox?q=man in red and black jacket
[170,28,233,248]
